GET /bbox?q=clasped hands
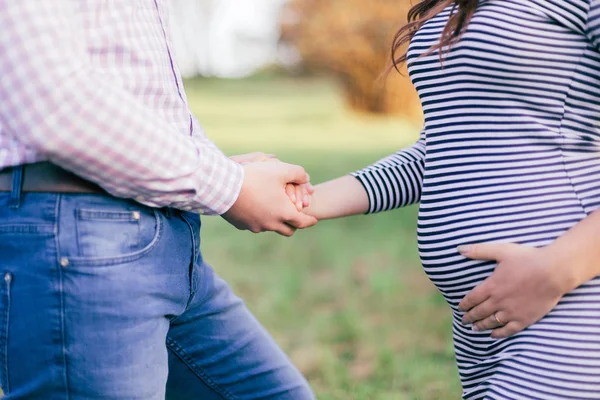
[223,152,317,237]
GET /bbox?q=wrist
[540,243,580,295]
[220,162,246,216]
[304,176,369,220]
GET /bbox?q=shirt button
[196,208,205,215]
[182,206,192,211]
[135,196,145,203]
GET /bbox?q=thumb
[281,163,310,185]
[457,242,516,261]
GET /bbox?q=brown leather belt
[0,162,105,194]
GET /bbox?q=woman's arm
[544,208,600,291]
[305,131,426,220]
[304,175,369,220]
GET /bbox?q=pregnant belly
[417,160,588,307]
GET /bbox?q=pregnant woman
[305,0,600,398]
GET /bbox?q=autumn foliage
[280,0,422,119]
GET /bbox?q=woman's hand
[458,243,571,339]
[285,180,314,211]
[230,152,313,212]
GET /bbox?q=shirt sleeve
[351,130,425,214]
[586,0,600,49]
[0,2,243,215]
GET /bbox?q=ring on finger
[492,312,506,326]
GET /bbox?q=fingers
[273,223,297,237]
[458,242,519,261]
[230,152,261,164]
[472,311,507,332]
[300,183,312,207]
[459,280,492,312]
[285,183,297,206]
[248,221,297,237]
[281,163,310,185]
[285,210,318,230]
[491,321,521,339]
[461,300,495,325]
[230,152,277,164]
[305,183,315,195]
[285,184,308,211]
[295,185,304,211]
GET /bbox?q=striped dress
[352,1,600,398]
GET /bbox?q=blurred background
[169,1,459,398]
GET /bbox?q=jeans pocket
[76,208,142,257]
[71,207,162,267]
[0,272,12,394]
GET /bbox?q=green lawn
[185,77,461,400]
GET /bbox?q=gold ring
[492,313,505,326]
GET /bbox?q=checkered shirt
[0,1,244,215]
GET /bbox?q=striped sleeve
[585,0,600,48]
[351,131,425,214]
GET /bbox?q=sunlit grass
[185,77,461,399]
[185,77,420,153]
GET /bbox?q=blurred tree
[280,0,422,120]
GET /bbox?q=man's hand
[222,161,318,236]
[230,152,313,211]
[230,152,276,165]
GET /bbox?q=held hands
[230,154,373,221]
[230,153,313,212]
[458,243,569,339]
[224,153,317,236]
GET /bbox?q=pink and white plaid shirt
[0,1,244,215]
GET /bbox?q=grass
[185,77,462,399]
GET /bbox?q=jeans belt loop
[9,166,24,209]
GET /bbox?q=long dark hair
[392,0,478,70]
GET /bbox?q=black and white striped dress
[352,1,600,398]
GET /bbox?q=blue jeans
[0,174,314,399]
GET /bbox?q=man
[0,2,317,399]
